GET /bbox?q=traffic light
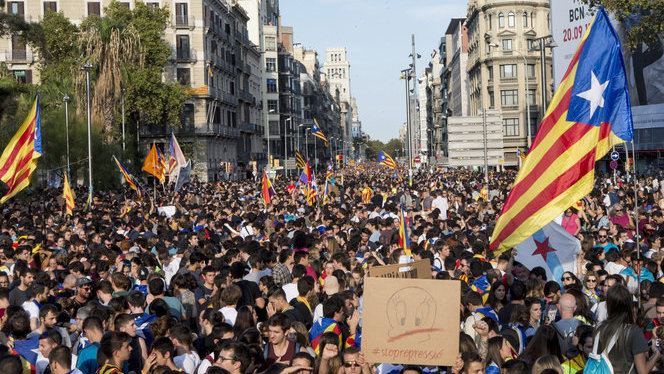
[336,154,344,168]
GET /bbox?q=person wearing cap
[71,278,93,315]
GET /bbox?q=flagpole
[153,142,157,203]
[631,139,641,308]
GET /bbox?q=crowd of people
[0,165,662,374]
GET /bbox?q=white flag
[515,221,581,284]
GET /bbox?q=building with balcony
[465,0,552,167]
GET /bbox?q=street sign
[610,151,619,161]
[414,156,421,163]
[609,160,618,170]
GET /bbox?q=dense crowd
[0,165,662,374]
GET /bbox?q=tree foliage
[364,139,405,161]
[583,0,664,48]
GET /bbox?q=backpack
[263,341,301,361]
[584,331,619,374]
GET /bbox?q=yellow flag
[63,173,74,215]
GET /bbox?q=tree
[583,0,664,48]
[384,139,405,158]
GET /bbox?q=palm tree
[74,10,143,138]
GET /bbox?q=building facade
[465,0,552,167]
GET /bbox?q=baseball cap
[75,277,92,288]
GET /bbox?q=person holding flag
[398,202,411,256]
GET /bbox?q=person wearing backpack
[587,284,660,373]
[264,313,306,368]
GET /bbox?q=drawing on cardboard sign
[386,286,441,343]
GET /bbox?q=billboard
[550,0,595,90]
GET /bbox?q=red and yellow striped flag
[490,8,633,254]
[63,173,74,215]
[0,94,42,203]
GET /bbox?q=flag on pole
[262,170,275,206]
[514,221,581,284]
[398,202,411,256]
[347,158,357,167]
[490,7,634,254]
[63,173,74,215]
[326,160,334,180]
[113,155,142,200]
[174,160,191,192]
[322,179,330,205]
[299,161,313,185]
[312,119,328,147]
[0,94,41,203]
[142,143,166,184]
[306,177,318,206]
[378,150,396,169]
[168,133,187,183]
[296,150,305,168]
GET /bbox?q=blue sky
[280,0,468,142]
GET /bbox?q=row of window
[329,52,344,62]
[487,89,536,107]
[328,67,346,79]
[489,11,550,31]
[488,64,536,79]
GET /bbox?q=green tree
[38,11,79,94]
[384,139,405,158]
[583,0,664,48]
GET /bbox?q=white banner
[550,0,595,90]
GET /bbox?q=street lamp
[529,35,557,119]
[299,124,310,160]
[63,94,70,174]
[284,117,291,177]
[267,108,276,169]
[81,59,93,204]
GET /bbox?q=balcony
[171,48,197,62]
[5,49,33,63]
[238,89,255,104]
[222,92,239,106]
[239,122,258,132]
[173,15,195,29]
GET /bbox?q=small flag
[378,150,396,169]
[312,119,328,147]
[398,202,411,256]
[175,160,191,192]
[0,94,42,203]
[209,65,214,78]
[63,173,74,215]
[262,170,275,206]
[322,179,330,205]
[142,143,166,184]
[296,150,305,168]
[168,133,187,183]
[326,160,334,180]
[113,155,142,200]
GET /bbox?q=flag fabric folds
[113,155,143,200]
[326,160,334,180]
[514,221,581,285]
[295,150,305,168]
[398,202,411,256]
[63,173,74,215]
[306,177,318,206]
[142,143,166,184]
[312,119,328,147]
[262,171,275,206]
[309,317,342,354]
[174,160,191,192]
[0,94,42,203]
[378,150,396,169]
[490,7,633,254]
[322,179,330,205]
[168,133,186,183]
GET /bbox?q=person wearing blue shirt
[76,316,104,374]
[620,251,655,294]
[592,229,619,253]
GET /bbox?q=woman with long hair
[233,305,256,338]
[593,284,660,373]
[560,271,582,291]
[485,281,508,312]
[582,271,600,306]
[483,336,512,374]
[314,332,342,374]
[524,297,541,332]
[518,325,563,365]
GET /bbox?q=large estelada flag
[0,94,42,203]
[378,150,396,169]
[515,221,581,284]
[312,119,328,147]
[142,142,166,184]
[490,7,633,254]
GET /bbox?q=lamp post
[81,59,93,204]
[401,67,413,176]
[267,108,276,170]
[63,94,70,173]
[284,117,291,177]
[529,35,557,119]
[121,88,126,151]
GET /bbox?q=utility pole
[483,109,488,183]
[82,59,93,204]
[410,34,417,169]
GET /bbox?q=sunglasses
[344,362,360,368]
[599,235,607,238]
[587,279,597,282]
[561,277,573,281]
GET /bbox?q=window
[43,2,57,13]
[501,90,518,106]
[176,35,190,60]
[269,120,279,136]
[503,118,519,136]
[11,35,26,60]
[508,12,515,27]
[523,12,528,27]
[488,90,495,108]
[146,2,159,10]
[500,64,517,78]
[119,2,130,8]
[267,100,278,113]
[87,2,100,15]
[265,57,276,72]
[502,39,512,50]
[265,36,276,51]
[8,1,24,16]
[487,65,493,80]
[266,78,277,93]
[488,14,492,29]
[181,104,194,130]
[527,64,536,78]
[176,68,190,85]
[527,89,536,105]
[498,12,504,28]
[175,3,188,26]
[12,70,31,84]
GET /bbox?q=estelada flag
[312,118,328,147]
[113,155,142,200]
[0,94,42,203]
[378,150,396,169]
[398,202,411,256]
[262,170,275,205]
[142,142,166,184]
[490,7,634,254]
[63,173,74,215]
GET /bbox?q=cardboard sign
[362,278,460,366]
[367,259,431,279]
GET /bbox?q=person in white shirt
[22,283,48,331]
[48,346,83,374]
[171,325,201,374]
[219,285,242,326]
[431,191,449,220]
[159,252,182,287]
[283,265,306,303]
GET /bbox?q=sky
[279,0,468,143]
